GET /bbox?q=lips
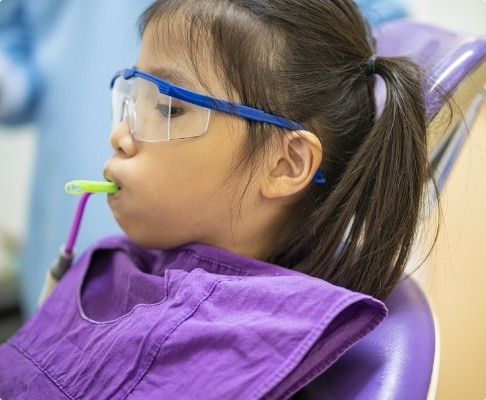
[103,167,122,193]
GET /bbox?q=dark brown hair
[139,0,430,299]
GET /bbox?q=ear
[262,130,322,199]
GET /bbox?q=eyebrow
[135,65,198,89]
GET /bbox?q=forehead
[137,20,225,97]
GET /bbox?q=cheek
[112,150,240,248]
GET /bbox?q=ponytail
[273,56,429,300]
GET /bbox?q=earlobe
[262,130,322,200]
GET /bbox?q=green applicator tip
[65,180,119,195]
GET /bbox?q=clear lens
[111,76,210,142]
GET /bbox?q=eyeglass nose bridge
[122,97,136,136]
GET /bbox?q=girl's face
[104,25,279,258]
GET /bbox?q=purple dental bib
[0,235,386,399]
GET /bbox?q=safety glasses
[110,68,305,142]
[110,68,325,184]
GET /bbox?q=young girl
[0,0,429,398]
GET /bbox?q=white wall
[0,125,35,308]
[411,0,486,35]
[0,125,36,241]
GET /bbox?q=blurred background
[0,0,485,399]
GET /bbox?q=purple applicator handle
[50,192,93,280]
[65,192,92,254]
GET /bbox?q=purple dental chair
[298,20,486,400]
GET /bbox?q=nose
[109,118,137,157]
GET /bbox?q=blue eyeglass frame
[110,68,326,185]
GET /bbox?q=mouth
[103,169,122,194]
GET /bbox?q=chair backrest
[300,278,437,400]
[298,20,486,400]
[376,20,486,194]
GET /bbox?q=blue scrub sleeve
[0,0,41,124]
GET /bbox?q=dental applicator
[38,180,118,305]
